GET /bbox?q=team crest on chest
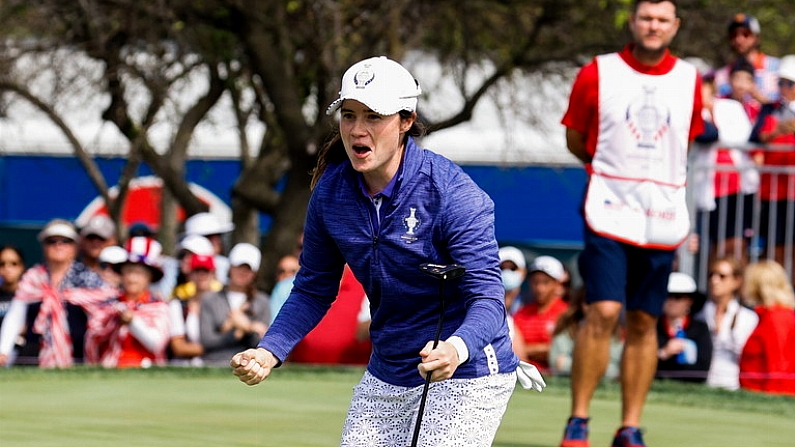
[401,207,421,243]
[625,86,671,149]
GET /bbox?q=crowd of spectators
[498,246,794,397]
[0,212,370,370]
[0,10,793,401]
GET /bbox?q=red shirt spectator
[739,305,795,396]
[289,266,371,365]
[513,256,570,371]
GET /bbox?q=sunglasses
[84,234,108,242]
[708,271,735,280]
[729,29,753,39]
[778,79,795,88]
[44,238,75,246]
[99,262,115,270]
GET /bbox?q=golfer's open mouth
[353,145,372,156]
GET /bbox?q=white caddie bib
[583,53,696,248]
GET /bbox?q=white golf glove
[516,361,546,392]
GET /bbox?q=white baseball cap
[228,243,261,271]
[499,246,527,270]
[667,272,697,294]
[80,215,116,240]
[99,245,128,265]
[528,255,565,282]
[778,55,795,83]
[178,234,215,256]
[326,56,422,116]
[183,212,234,237]
[38,219,79,242]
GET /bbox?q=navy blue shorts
[578,227,676,317]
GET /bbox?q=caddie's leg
[570,300,622,418]
[620,309,658,428]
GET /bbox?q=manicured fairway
[1,366,792,446]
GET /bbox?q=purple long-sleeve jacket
[259,137,518,387]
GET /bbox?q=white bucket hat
[326,56,422,116]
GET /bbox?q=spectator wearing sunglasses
[739,260,795,396]
[0,219,113,367]
[713,13,780,104]
[694,257,758,390]
[77,215,118,274]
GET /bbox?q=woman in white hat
[0,219,113,367]
[200,243,270,365]
[231,56,541,447]
[85,237,170,368]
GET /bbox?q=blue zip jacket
[259,137,518,387]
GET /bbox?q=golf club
[409,263,466,447]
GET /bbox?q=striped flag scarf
[85,292,170,368]
[15,264,113,368]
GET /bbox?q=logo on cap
[353,67,375,89]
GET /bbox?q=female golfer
[231,56,520,446]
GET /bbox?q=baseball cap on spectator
[183,212,234,237]
[728,13,761,35]
[778,55,795,83]
[326,56,422,116]
[178,234,215,256]
[99,245,128,266]
[528,255,565,282]
[667,271,706,313]
[228,243,261,271]
[667,271,697,294]
[498,246,526,270]
[38,219,79,242]
[190,254,215,271]
[80,215,116,240]
[115,236,164,282]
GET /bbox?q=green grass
[1,366,793,446]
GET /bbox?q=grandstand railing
[680,142,794,288]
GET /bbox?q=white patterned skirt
[340,370,516,447]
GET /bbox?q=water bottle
[675,327,687,364]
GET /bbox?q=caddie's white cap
[228,243,261,271]
[326,56,422,116]
[528,255,565,282]
[499,246,527,270]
